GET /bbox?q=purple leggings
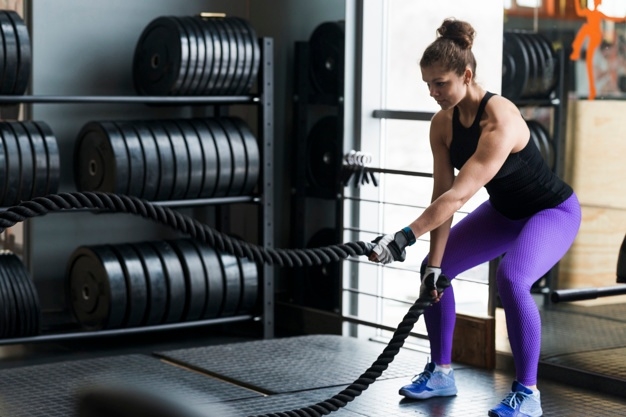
[424,193,581,386]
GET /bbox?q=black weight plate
[222,17,246,94]
[188,16,213,96]
[516,33,538,98]
[1,251,27,336]
[114,121,145,198]
[197,16,220,94]
[132,16,188,95]
[146,122,176,201]
[234,17,259,94]
[0,252,17,337]
[148,240,186,324]
[182,16,207,96]
[526,34,547,98]
[0,125,8,206]
[173,120,204,199]
[236,256,258,314]
[5,11,31,95]
[217,251,241,317]
[188,119,218,198]
[216,117,246,196]
[193,242,224,319]
[74,121,129,194]
[171,16,195,95]
[0,12,18,95]
[0,123,21,206]
[227,17,250,95]
[130,122,159,201]
[527,120,551,170]
[8,252,40,336]
[9,122,34,203]
[168,239,207,321]
[309,21,345,96]
[213,17,238,94]
[306,116,341,193]
[0,12,5,97]
[502,32,529,101]
[526,120,541,155]
[110,244,148,328]
[231,117,260,195]
[132,242,168,326]
[34,121,60,195]
[204,18,229,94]
[67,245,128,330]
[160,121,190,200]
[22,121,48,199]
[534,120,554,171]
[203,119,232,197]
[534,33,557,97]
[178,16,203,95]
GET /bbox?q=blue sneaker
[398,362,458,400]
[488,381,543,417]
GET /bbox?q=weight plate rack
[502,31,557,101]
[0,250,41,338]
[66,238,259,331]
[132,15,260,96]
[73,116,260,200]
[0,10,31,95]
[0,121,60,207]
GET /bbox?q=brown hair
[420,18,477,78]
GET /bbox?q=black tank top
[449,92,573,219]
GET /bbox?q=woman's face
[421,64,467,110]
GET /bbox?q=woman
[369,18,581,417]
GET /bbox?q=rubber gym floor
[0,301,625,417]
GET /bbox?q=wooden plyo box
[452,313,495,369]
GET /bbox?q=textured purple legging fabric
[423,193,581,386]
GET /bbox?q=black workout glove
[420,265,451,301]
[370,226,416,264]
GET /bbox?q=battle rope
[0,191,450,417]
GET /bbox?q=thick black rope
[0,192,450,417]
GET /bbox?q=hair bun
[437,18,475,50]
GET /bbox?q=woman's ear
[464,68,473,85]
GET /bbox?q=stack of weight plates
[527,119,555,171]
[73,117,260,200]
[0,10,31,95]
[0,121,61,207]
[66,238,259,330]
[0,251,41,338]
[502,31,557,101]
[132,15,260,96]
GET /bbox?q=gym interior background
[0,0,625,416]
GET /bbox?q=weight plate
[173,120,204,199]
[0,123,21,206]
[22,121,48,199]
[534,120,554,171]
[243,18,260,93]
[148,240,186,324]
[133,242,168,326]
[0,12,18,94]
[214,18,238,94]
[5,11,31,95]
[171,16,195,95]
[9,122,35,203]
[0,251,17,337]
[0,125,7,206]
[204,18,229,94]
[502,32,529,101]
[130,122,159,201]
[160,121,190,200]
[145,122,176,201]
[168,239,207,321]
[132,16,188,95]
[222,17,246,94]
[114,121,145,198]
[216,117,246,196]
[179,16,203,95]
[197,16,220,94]
[8,252,40,336]
[188,119,218,198]
[2,251,27,336]
[203,119,232,197]
[193,242,224,319]
[306,115,341,193]
[0,12,5,97]
[309,21,345,96]
[5,251,31,336]
[517,33,539,98]
[231,117,260,195]
[534,33,557,97]
[74,121,129,194]
[34,121,60,195]
[217,251,241,317]
[67,245,128,330]
[183,16,207,96]
[228,17,251,95]
[526,34,547,98]
[110,243,148,328]
[236,256,258,314]
[187,16,213,96]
